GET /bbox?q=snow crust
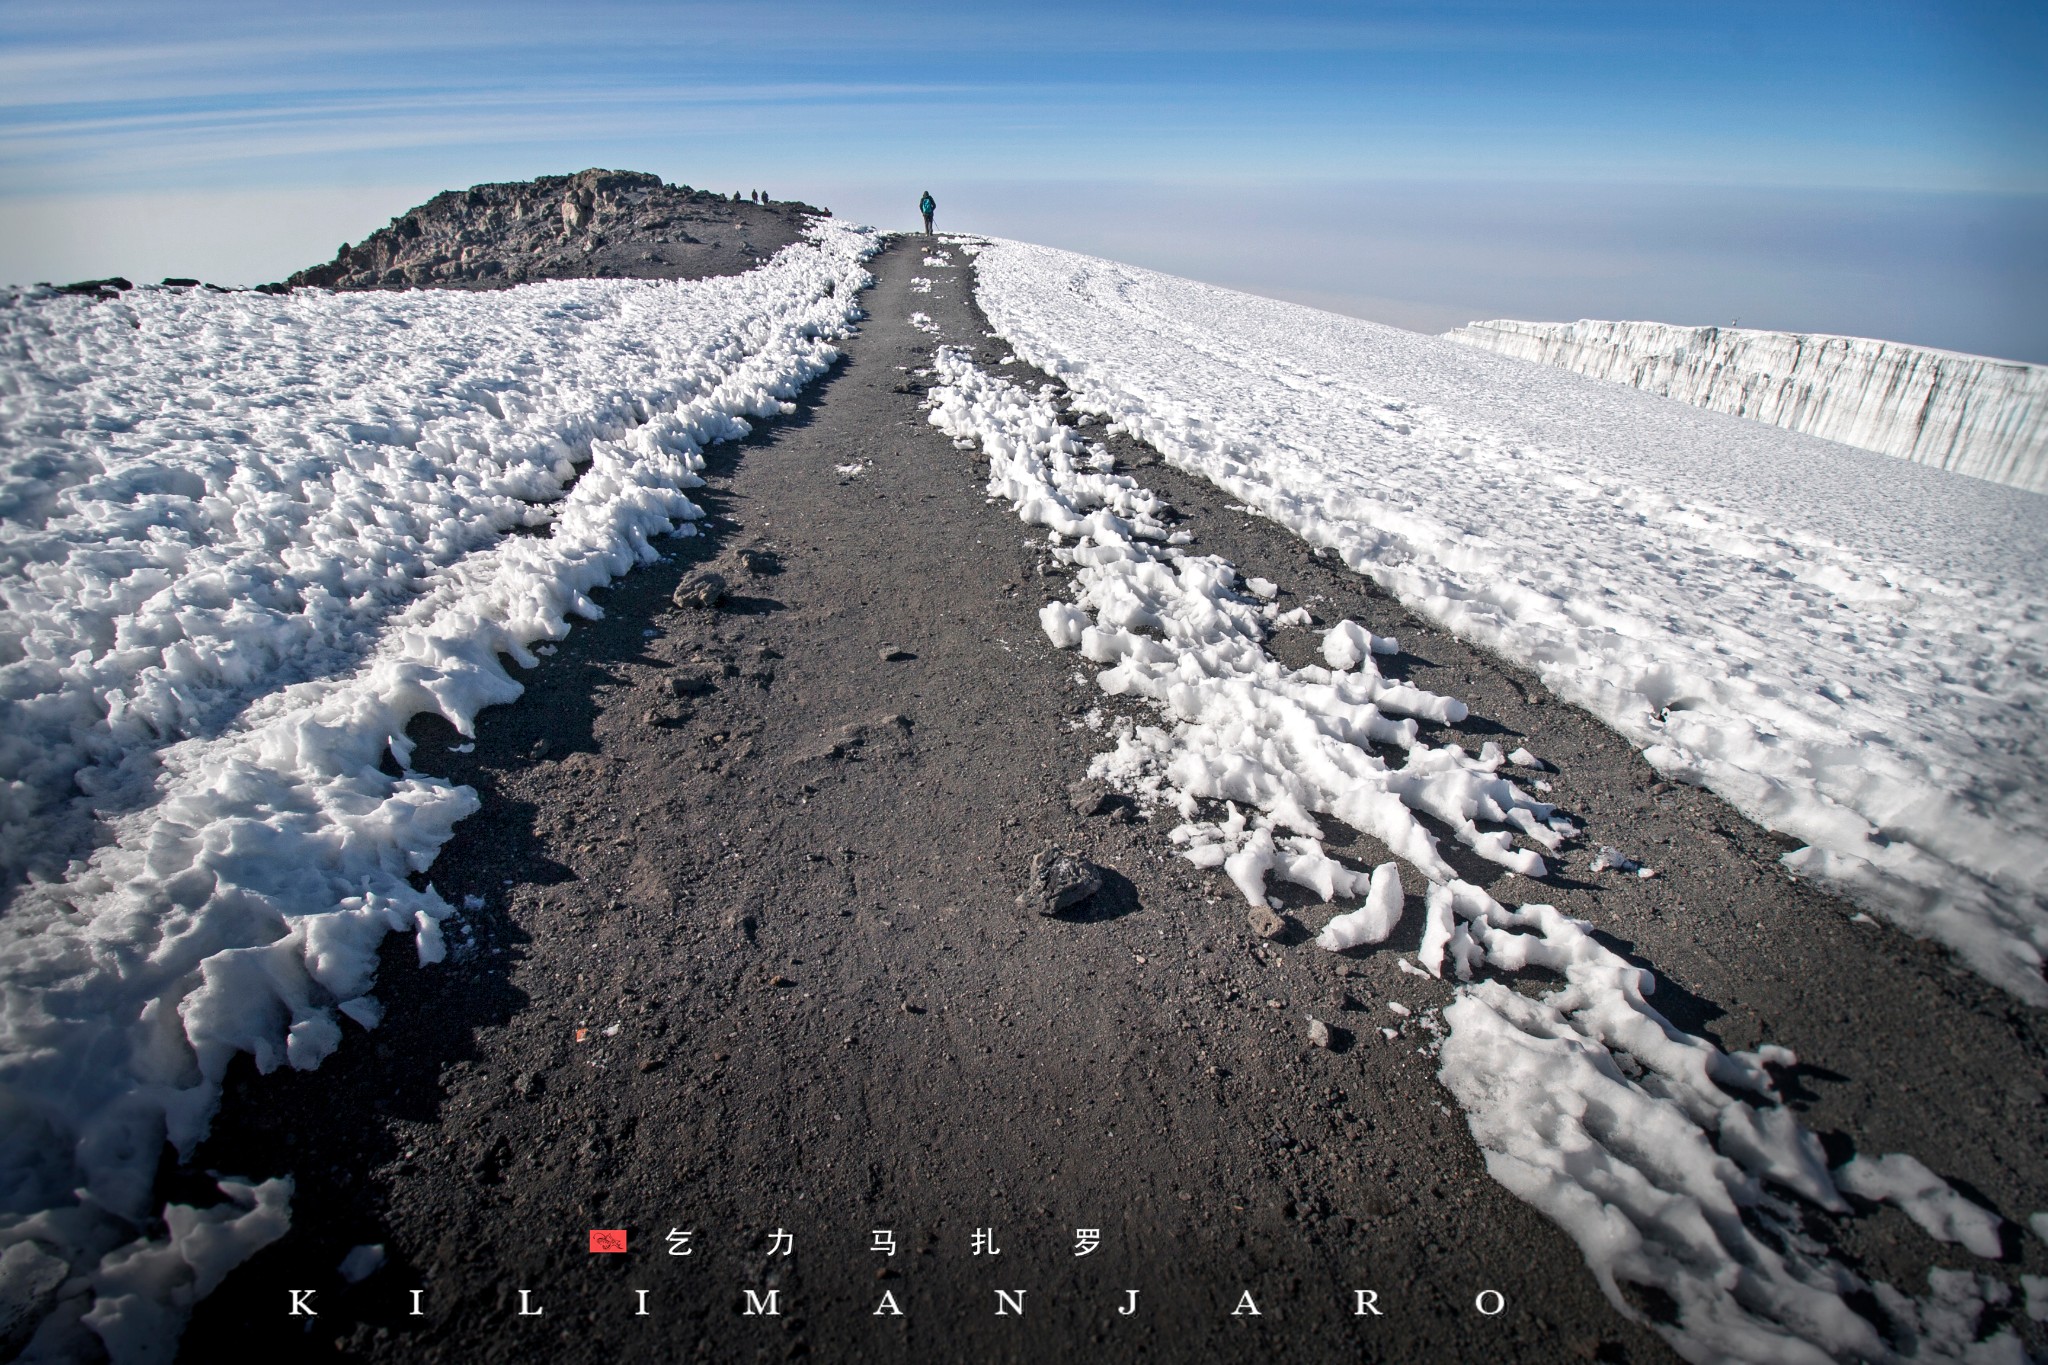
[926,338,2025,1364]
[1834,1154,2005,1259]
[968,239,2048,1006]
[925,346,1567,901]
[1444,319,2048,495]
[0,223,875,1359]
[1314,861,1404,950]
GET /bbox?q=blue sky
[3,0,2044,357]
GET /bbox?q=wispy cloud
[3,0,2040,196]
[1,0,2040,358]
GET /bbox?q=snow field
[925,343,2023,1363]
[969,239,2048,1007]
[0,222,876,1361]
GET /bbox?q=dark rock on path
[671,570,727,609]
[1018,845,1107,916]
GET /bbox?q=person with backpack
[919,190,936,236]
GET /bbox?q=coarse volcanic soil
[282,169,822,292]
[173,235,2046,1365]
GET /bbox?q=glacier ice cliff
[1443,319,2046,494]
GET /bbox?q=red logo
[589,1229,628,1254]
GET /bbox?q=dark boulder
[277,169,830,294]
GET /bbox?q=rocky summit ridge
[283,168,826,292]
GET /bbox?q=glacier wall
[1442,319,2047,493]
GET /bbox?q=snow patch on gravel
[925,342,2024,1365]
[0,222,877,1358]
[926,346,1563,893]
[969,238,2048,1007]
[1835,1153,2005,1259]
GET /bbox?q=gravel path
[175,238,2045,1364]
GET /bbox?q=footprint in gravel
[1017,846,1106,916]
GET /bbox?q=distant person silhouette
[919,191,935,236]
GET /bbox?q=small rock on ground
[673,572,728,609]
[1018,846,1105,916]
[732,546,780,576]
[1068,778,1117,817]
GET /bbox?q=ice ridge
[1443,319,2047,494]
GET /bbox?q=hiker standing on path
[919,190,936,236]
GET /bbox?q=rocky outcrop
[1444,318,2047,493]
[282,169,827,292]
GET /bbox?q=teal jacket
[919,193,935,215]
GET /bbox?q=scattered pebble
[1307,1017,1332,1049]
[1247,905,1286,940]
[1068,778,1116,817]
[733,546,778,576]
[669,669,715,697]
